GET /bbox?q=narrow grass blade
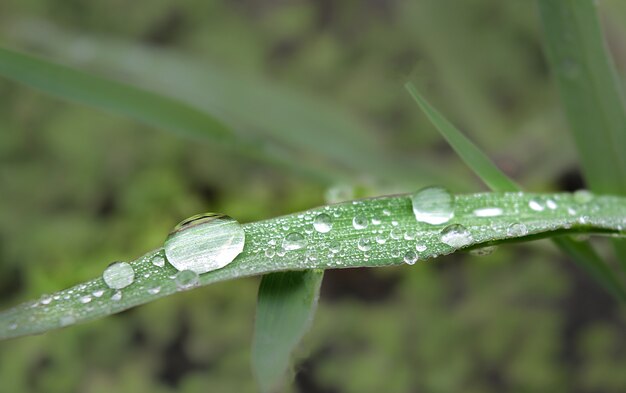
[1,190,626,339]
[538,0,626,273]
[252,270,323,393]
[537,0,626,195]
[405,82,519,193]
[405,82,626,300]
[0,46,339,184]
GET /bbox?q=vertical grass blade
[538,0,626,273]
[405,82,626,302]
[252,270,324,393]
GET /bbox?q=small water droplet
[175,270,199,290]
[40,295,52,305]
[473,207,503,217]
[567,207,577,215]
[92,289,105,298]
[265,247,276,258]
[357,237,372,252]
[411,186,454,225]
[403,231,415,241]
[371,217,382,225]
[148,286,161,295]
[329,240,342,254]
[546,199,557,210]
[390,228,402,240]
[103,262,135,289]
[165,213,245,274]
[403,251,418,265]
[470,245,498,256]
[507,223,528,237]
[415,244,427,252]
[79,295,92,304]
[352,215,369,230]
[382,209,391,216]
[528,198,544,212]
[282,232,307,250]
[574,190,593,204]
[111,291,122,301]
[375,235,387,244]
[151,254,165,268]
[313,213,333,233]
[440,224,472,248]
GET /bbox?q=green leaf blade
[2,191,625,340]
[252,270,324,393]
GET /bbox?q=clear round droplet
[371,217,382,225]
[329,240,342,254]
[165,213,245,274]
[102,262,135,290]
[264,247,276,258]
[574,190,593,204]
[415,244,427,252]
[390,228,403,240]
[353,215,369,230]
[40,295,52,305]
[148,286,161,295]
[282,232,307,251]
[92,289,105,298]
[546,199,557,210]
[375,235,387,245]
[79,295,92,304]
[313,213,333,233]
[473,207,503,217]
[528,198,544,212]
[111,291,122,301]
[357,237,372,252]
[507,223,528,237]
[411,186,454,225]
[151,254,165,268]
[175,270,199,290]
[403,251,418,265]
[440,224,473,248]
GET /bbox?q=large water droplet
[103,262,135,289]
[411,186,454,225]
[164,213,245,274]
[352,215,368,230]
[151,253,165,268]
[313,213,333,233]
[440,224,472,248]
[282,232,307,250]
[175,270,199,290]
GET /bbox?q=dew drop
[103,262,135,290]
[574,190,593,204]
[382,209,391,216]
[151,254,165,268]
[390,228,403,240]
[148,286,161,295]
[473,207,503,217]
[352,215,369,230]
[40,295,52,305]
[371,217,382,225]
[265,247,276,258]
[546,199,557,210]
[313,213,333,233]
[175,270,199,290]
[415,244,427,252]
[111,291,122,301]
[440,224,472,248]
[403,251,418,265]
[375,235,387,245]
[92,289,105,298]
[164,213,245,274]
[507,223,528,237]
[329,240,342,254]
[528,198,544,212]
[357,237,372,252]
[79,295,92,304]
[411,186,454,225]
[282,232,307,251]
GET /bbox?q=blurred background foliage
[1,0,626,392]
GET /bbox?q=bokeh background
[1,0,626,392]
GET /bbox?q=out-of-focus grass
[1,1,626,392]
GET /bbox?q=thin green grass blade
[2,190,626,339]
[405,82,626,301]
[0,46,338,185]
[252,270,323,393]
[405,82,519,193]
[538,0,626,273]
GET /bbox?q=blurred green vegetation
[1,0,625,392]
